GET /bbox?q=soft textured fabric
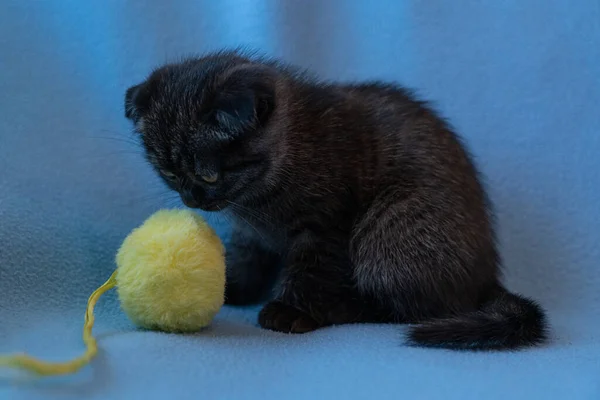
[1,1,599,399]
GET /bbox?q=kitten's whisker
[124,191,178,206]
[227,200,274,223]
[97,128,139,138]
[86,129,141,147]
[203,211,224,226]
[215,211,232,225]
[235,212,268,244]
[225,201,269,243]
[87,151,144,160]
[225,200,275,228]
[88,135,140,147]
[164,202,183,210]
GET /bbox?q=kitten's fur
[125,50,547,350]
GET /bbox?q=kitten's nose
[180,189,200,208]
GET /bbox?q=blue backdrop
[1,1,599,399]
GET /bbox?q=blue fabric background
[1,1,599,399]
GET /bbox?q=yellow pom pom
[116,209,226,333]
[0,209,226,376]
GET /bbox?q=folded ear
[124,82,151,123]
[212,64,276,131]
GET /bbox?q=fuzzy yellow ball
[115,209,226,333]
[0,209,226,376]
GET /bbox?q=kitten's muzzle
[200,200,226,212]
[180,188,225,211]
[180,192,200,208]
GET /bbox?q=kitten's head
[124,53,281,211]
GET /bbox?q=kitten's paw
[258,301,320,333]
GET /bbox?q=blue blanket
[1,1,599,399]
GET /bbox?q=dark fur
[124,50,548,350]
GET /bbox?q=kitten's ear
[124,82,151,123]
[213,65,276,131]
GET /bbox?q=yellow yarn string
[0,271,117,376]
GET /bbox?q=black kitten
[124,50,548,350]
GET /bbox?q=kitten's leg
[349,188,491,321]
[225,230,280,305]
[258,234,380,333]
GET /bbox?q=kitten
[124,50,548,350]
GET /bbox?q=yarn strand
[0,271,118,376]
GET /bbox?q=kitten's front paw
[258,301,320,333]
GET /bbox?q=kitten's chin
[200,202,226,212]
[181,197,226,212]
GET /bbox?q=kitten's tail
[407,287,548,350]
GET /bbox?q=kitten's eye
[160,169,176,179]
[201,173,219,184]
